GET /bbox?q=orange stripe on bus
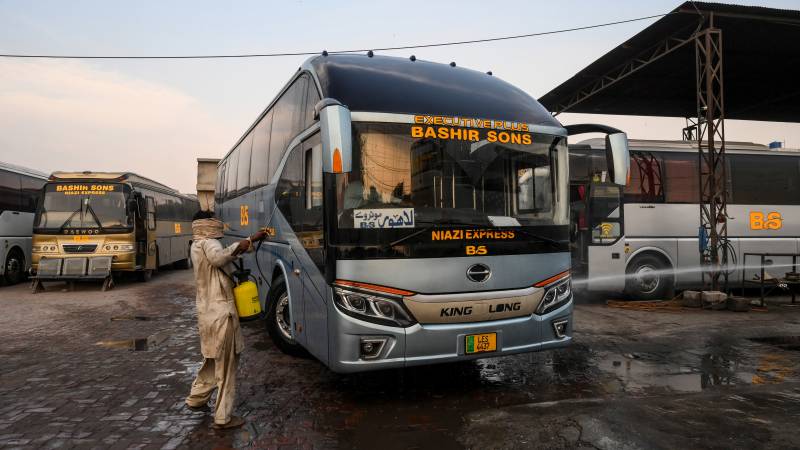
[334,280,415,296]
[534,270,570,287]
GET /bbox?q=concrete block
[702,291,728,310]
[682,290,702,308]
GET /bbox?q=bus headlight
[536,277,572,315]
[333,287,416,327]
[33,244,57,253]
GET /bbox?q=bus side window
[236,131,254,196]
[302,134,325,273]
[20,175,43,213]
[276,144,304,230]
[0,170,21,212]
[146,196,156,230]
[250,109,274,188]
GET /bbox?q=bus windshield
[336,122,563,231]
[34,183,131,231]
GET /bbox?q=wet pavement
[2,270,800,449]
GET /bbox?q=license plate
[465,332,497,354]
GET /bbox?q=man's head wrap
[192,218,224,240]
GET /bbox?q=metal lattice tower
[695,22,728,292]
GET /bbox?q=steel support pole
[695,26,728,292]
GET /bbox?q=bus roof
[0,161,48,179]
[49,171,192,198]
[307,54,560,127]
[570,138,799,155]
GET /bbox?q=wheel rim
[633,264,660,294]
[6,255,22,282]
[274,292,294,342]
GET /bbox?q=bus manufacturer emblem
[466,264,491,283]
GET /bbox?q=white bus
[0,162,48,285]
[570,139,799,298]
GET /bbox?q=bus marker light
[333,148,343,173]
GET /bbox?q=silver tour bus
[0,162,48,285]
[216,54,629,372]
[570,139,798,299]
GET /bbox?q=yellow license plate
[465,332,497,354]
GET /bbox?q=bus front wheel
[625,254,673,300]
[265,277,306,357]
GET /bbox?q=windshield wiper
[84,202,103,228]
[58,201,103,230]
[58,208,82,230]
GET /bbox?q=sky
[1,0,800,193]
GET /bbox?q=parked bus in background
[570,139,797,299]
[31,172,197,289]
[215,54,628,372]
[0,162,48,285]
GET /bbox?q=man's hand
[233,239,251,256]
[250,230,269,242]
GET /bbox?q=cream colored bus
[31,172,197,290]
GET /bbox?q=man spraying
[185,211,266,429]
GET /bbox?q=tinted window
[731,154,800,205]
[0,170,21,212]
[250,110,273,188]
[236,132,254,195]
[276,144,304,230]
[225,150,239,200]
[20,175,44,213]
[568,149,607,183]
[624,151,664,203]
[305,80,321,128]
[215,160,227,204]
[302,134,325,273]
[269,75,308,177]
[663,153,699,203]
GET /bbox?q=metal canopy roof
[539,2,800,122]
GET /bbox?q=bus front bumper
[31,253,137,278]
[328,298,573,373]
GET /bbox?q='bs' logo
[750,211,782,230]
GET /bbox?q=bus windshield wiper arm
[58,208,82,230]
[84,202,103,228]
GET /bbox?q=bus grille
[63,258,88,276]
[62,244,98,253]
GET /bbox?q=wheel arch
[627,247,675,272]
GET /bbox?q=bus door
[585,183,626,291]
[143,195,157,269]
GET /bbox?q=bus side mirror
[127,198,139,217]
[605,132,630,186]
[316,98,352,174]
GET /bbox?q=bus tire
[3,248,25,285]
[625,254,672,300]
[138,269,153,282]
[265,277,306,357]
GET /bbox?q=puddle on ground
[595,350,754,393]
[95,330,170,351]
[749,336,800,351]
[96,338,150,351]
